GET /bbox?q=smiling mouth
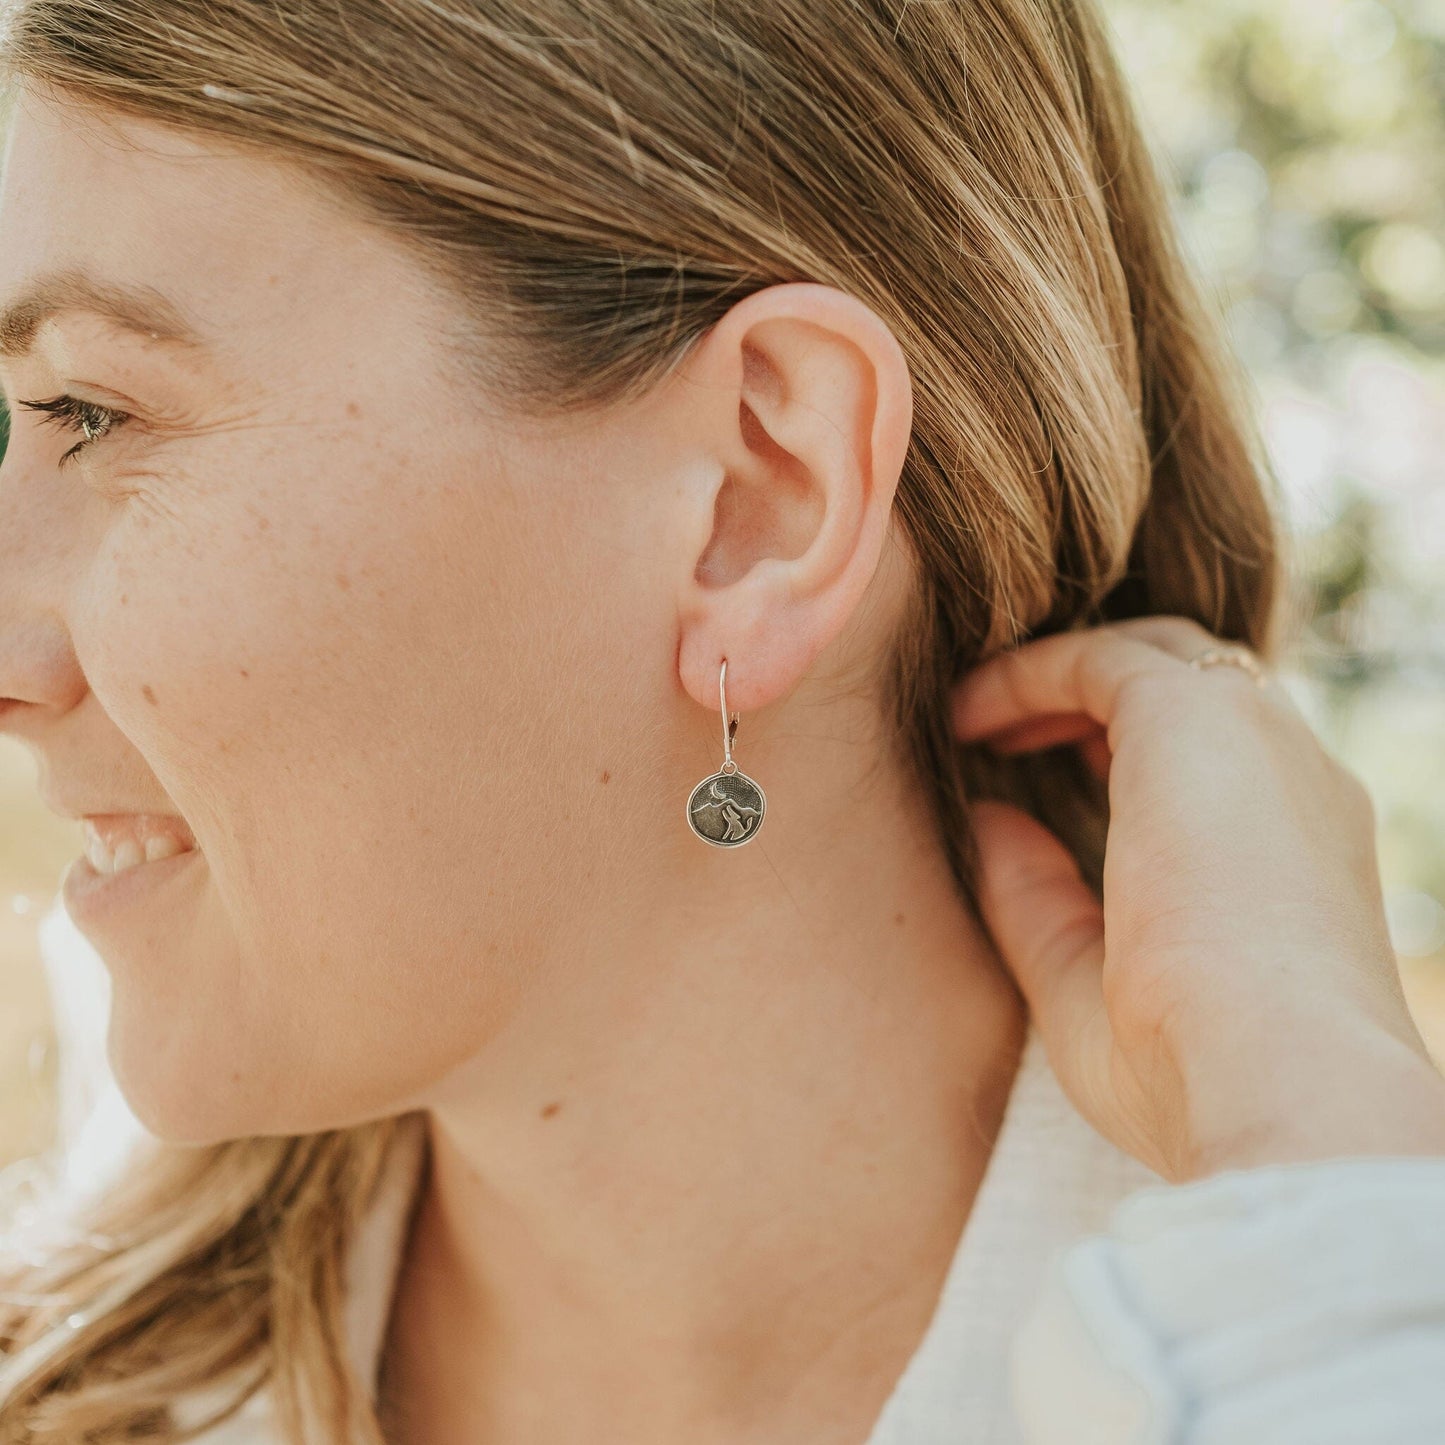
[81,813,199,876]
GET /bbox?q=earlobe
[675,282,914,720]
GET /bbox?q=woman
[1,1,1443,1442]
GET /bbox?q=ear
[671,282,914,719]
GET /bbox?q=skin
[0,84,1027,1445]
[2,78,1443,1445]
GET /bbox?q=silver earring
[686,658,766,847]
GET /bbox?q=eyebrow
[0,269,206,360]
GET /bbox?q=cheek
[84,435,466,794]
[78,489,340,860]
[75,437,623,1134]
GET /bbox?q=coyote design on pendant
[687,772,765,845]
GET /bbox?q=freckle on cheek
[141,684,158,706]
[600,770,610,784]
[240,668,250,679]
[540,1101,563,1119]
[336,571,351,591]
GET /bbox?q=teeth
[82,820,196,877]
[144,834,187,864]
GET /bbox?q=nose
[0,414,90,741]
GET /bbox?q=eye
[17,393,133,469]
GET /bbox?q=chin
[105,1003,286,1146]
[105,1004,420,1146]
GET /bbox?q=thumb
[968,800,1111,1107]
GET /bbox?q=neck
[383,739,1027,1444]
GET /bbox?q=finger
[984,712,1097,753]
[1101,613,1228,663]
[951,627,1179,743]
[986,712,1113,780]
[969,800,1112,1104]
[1106,615,1304,715]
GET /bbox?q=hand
[950,615,1445,1183]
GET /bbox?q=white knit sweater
[36,900,1445,1443]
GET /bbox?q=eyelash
[16,393,133,468]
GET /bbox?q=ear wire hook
[720,657,739,774]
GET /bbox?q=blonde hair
[1,0,1297,1438]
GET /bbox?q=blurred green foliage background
[1105,0,1445,989]
[1,0,1444,1167]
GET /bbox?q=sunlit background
[2,0,1444,1169]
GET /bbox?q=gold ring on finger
[1186,644,1268,688]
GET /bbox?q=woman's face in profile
[0,84,708,1142]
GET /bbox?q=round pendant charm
[686,767,766,847]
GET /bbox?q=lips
[62,840,202,923]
